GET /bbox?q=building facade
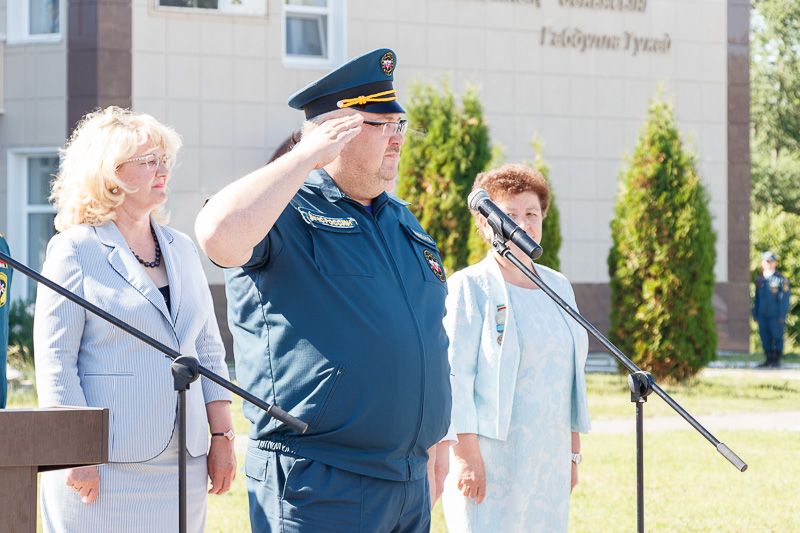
[1,0,751,352]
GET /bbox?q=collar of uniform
[305,169,347,202]
[305,169,405,212]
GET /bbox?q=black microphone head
[468,188,490,211]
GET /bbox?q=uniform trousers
[757,317,785,355]
[244,445,430,533]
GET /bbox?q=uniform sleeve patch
[423,249,446,283]
[0,272,7,308]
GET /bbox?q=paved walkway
[590,410,800,434]
[591,367,800,433]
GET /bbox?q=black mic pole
[0,250,308,533]
[486,236,746,533]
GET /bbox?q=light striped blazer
[34,220,231,462]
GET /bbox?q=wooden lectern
[0,407,109,533]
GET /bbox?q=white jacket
[444,253,591,440]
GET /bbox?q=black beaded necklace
[131,225,162,268]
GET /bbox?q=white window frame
[282,0,346,70]
[6,0,64,45]
[6,149,59,302]
[155,0,268,17]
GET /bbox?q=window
[7,0,62,44]
[283,0,346,69]
[157,0,267,16]
[6,151,58,302]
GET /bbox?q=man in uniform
[0,235,12,408]
[195,48,451,532]
[753,251,791,368]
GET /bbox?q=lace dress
[443,283,575,532]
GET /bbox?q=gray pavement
[590,410,800,434]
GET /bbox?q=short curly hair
[51,106,182,232]
[472,163,550,215]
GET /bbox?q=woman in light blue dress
[441,164,591,532]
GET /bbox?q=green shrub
[750,206,800,352]
[607,96,717,381]
[397,80,492,274]
[7,299,34,370]
[532,139,561,271]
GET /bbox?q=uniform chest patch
[769,277,781,294]
[300,210,358,229]
[412,229,436,246]
[423,249,446,282]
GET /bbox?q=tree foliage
[608,96,717,381]
[397,81,492,274]
[532,139,562,271]
[751,0,800,216]
[751,0,800,156]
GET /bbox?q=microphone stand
[0,251,308,533]
[488,236,746,533]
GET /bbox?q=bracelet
[210,429,235,440]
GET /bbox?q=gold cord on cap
[336,89,397,109]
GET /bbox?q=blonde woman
[442,164,591,533]
[34,106,235,532]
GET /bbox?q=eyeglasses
[362,119,408,137]
[120,153,172,171]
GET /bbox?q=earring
[111,187,119,194]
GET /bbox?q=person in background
[34,106,235,532]
[441,164,590,533]
[0,234,12,409]
[753,251,791,368]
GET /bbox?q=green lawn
[8,370,799,532]
[587,370,800,419]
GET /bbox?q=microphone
[468,188,543,260]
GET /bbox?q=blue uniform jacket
[753,271,791,321]
[225,170,451,482]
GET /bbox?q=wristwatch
[211,429,235,441]
[571,452,582,465]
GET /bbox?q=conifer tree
[608,96,717,381]
[397,81,491,274]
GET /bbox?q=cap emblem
[381,51,395,76]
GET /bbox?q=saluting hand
[65,465,100,504]
[293,113,363,169]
